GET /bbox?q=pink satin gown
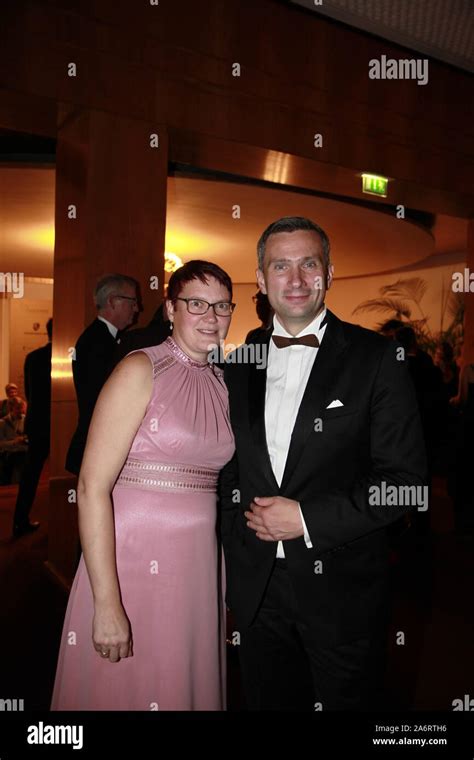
[51,337,235,710]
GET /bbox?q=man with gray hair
[66,274,139,475]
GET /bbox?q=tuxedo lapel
[279,310,349,493]
[247,331,280,494]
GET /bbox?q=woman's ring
[100,649,109,657]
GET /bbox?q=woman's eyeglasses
[174,298,236,316]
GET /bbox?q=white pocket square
[326,399,344,408]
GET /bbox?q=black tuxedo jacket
[219,309,427,643]
[112,315,170,367]
[66,318,117,475]
[23,342,52,441]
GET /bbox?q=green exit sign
[362,174,388,197]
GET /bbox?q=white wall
[1,278,53,399]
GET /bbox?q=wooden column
[47,106,167,587]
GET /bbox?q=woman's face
[166,276,233,362]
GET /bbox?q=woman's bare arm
[77,351,153,660]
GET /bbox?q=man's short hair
[379,319,404,335]
[94,274,138,309]
[257,216,331,271]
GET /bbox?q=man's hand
[244,496,304,541]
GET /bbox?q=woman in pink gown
[51,261,235,710]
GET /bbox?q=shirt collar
[98,315,119,339]
[272,306,327,339]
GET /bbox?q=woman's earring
[169,321,173,331]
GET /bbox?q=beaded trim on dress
[165,336,209,370]
[152,354,176,379]
[116,458,219,493]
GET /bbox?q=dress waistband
[115,457,219,493]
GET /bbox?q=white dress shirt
[98,315,119,340]
[264,307,328,558]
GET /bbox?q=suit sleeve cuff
[298,503,313,549]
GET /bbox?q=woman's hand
[93,602,132,663]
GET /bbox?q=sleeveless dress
[51,337,235,710]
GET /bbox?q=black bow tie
[272,334,319,349]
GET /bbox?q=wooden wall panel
[0,0,472,214]
[464,220,474,364]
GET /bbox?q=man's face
[109,284,139,330]
[256,230,333,334]
[6,385,18,398]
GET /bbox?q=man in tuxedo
[12,318,52,536]
[220,216,427,711]
[65,274,139,475]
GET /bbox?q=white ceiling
[291,0,474,72]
